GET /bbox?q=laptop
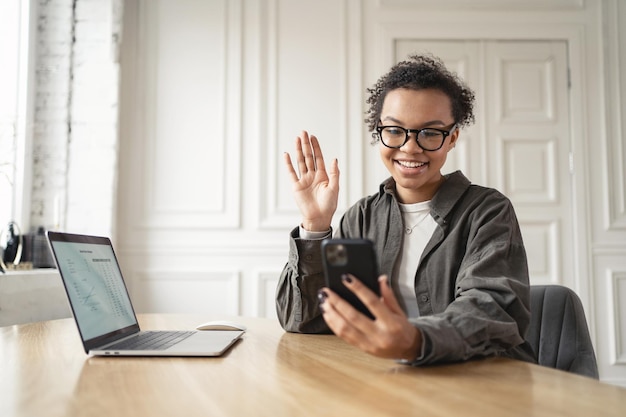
[46,231,244,356]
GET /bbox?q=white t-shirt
[396,201,437,318]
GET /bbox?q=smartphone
[321,238,380,319]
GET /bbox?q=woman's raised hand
[284,131,340,231]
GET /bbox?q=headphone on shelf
[0,221,23,272]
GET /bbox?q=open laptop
[46,231,244,356]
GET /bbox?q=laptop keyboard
[106,331,195,351]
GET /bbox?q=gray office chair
[526,285,599,379]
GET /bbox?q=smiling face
[378,88,459,204]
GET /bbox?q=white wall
[18,0,626,386]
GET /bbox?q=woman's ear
[447,129,459,151]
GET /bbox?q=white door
[394,40,573,288]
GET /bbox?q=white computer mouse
[196,320,247,331]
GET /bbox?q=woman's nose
[400,133,424,153]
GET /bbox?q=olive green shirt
[276,171,536,365]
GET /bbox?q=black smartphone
[321,238,380,319]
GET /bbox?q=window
[0,0,34,232]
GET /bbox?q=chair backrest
[526,285,599,379]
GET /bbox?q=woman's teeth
[397,160,426,168]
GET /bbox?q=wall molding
[610,271,626,364]
[377,0,585,10]
[603,0,626,230]
[255,270,281,318]
[133,0,243,230]
[133,269,241,315]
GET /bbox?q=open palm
[284,131,340,232]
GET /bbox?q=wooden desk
[1,315,625,417]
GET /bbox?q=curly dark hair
[365,54,475,137]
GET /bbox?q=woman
[276,54,535,365]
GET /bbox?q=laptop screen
[50,237,137,341]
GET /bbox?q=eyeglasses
[375,123,457,151]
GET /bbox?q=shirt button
[420,294,429,302]
[305,255,313,261]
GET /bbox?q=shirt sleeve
[299,226,331,240]
[275,227,333,333]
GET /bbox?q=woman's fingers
[378,275,406,316]
[300,131,318,174]
[328,157,340,188]
[339,274,389,320]
[308,134,325,173]
[288,131,325,178]
[283,151,300,183]
[294,133,308,177]
[319,287,372,347]
[319,275,421,359]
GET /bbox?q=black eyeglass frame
[375,123,457,151]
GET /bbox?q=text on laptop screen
[51,240,136,340]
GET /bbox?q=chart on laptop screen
[52,240,136,340]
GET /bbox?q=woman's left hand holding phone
[320,274,423,362]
